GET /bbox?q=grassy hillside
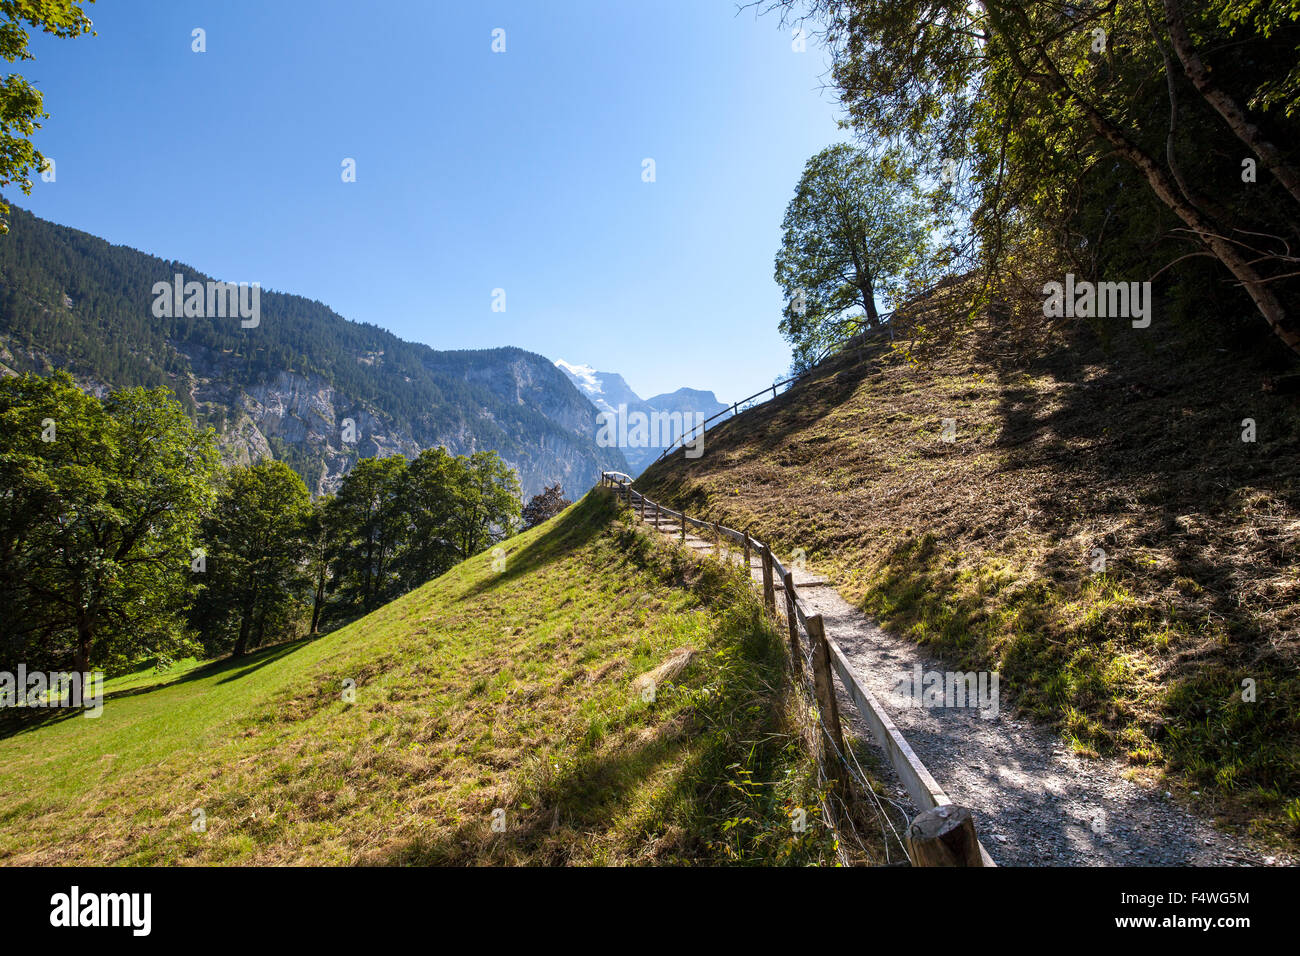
[0,490,840,865]
[636,319,1300,849]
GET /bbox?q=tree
[446,451,521,560]
[0,372,216,673]
[522,483,571,529]
[303,495,337,635]
[769,0,1300,354]
[192,461,312,657]
[321,451,521,622]
[775,144,930,366]
[327,455,408,614]
[0,371,101,670]
[394,447,460,590]
[0,1,95,230]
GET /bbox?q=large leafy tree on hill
[394,447,460,590]
[0,372,216,672]
[446,451,521,561]
[304,495,338,636]
[192,461,313,657]
[771,0,1300,353]
[324,450,522,621]
[327,455,409,614]
[775,144,930,367]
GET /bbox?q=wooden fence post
[742,527,751,573]
[639,493,644,521]
[782,571,803,677]
[680,510,686,542]
[904,806,985,867]
[713,519,722,561]
[806,613,846,785]
[654,502,660,530]
[761,546,775,614]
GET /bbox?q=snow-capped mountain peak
[554,360,643,415]
[554,359,602,398]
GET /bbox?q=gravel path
[642,510,1284,867]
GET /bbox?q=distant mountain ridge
[554,360,729,474]
[0,207,628,497]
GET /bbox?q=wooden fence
[599,471,994,867]
[651,322,897,465]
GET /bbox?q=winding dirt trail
[640,509,1280,867]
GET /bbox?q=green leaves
[191,460,312,656]
[787,0,1300,349]
[0,376,527,668]
[0,1,95,230]
[0,371,216,672]
[325,448,522,622]
[775,143,932,367]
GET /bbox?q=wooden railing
[599,471,994,867]
[650,374,799,465]
[650,320,897,465]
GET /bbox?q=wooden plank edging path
[599,472,996,867]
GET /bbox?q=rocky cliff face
[0,207,627,501]
[182,349,627,498]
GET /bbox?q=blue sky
[21,0,847,402]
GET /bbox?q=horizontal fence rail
[650,320,898,465]
[599,471,995,867]
[651,374,799,465]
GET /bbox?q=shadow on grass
[377,524,828,866]
[0,637,315,740]
[840,317,1300,816]
[969,314,1300,784]
[378,729,704,866]
[631,289,1300,841]
[455,487,619,603]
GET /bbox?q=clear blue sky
[21,0,847,402]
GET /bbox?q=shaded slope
[636,319,1300,849]
[637,504,1269,865]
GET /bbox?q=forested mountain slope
[0,208,626,496]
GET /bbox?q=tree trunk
[862,277,880,325]
[363,537,375,609]
[74,611,92,674]
[988,3,1300,355]
[1071,79,1300,355]
[233,593,255,657]
[372,542,388,610]
[310,567,325,634]
[1163,0,1300,209]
